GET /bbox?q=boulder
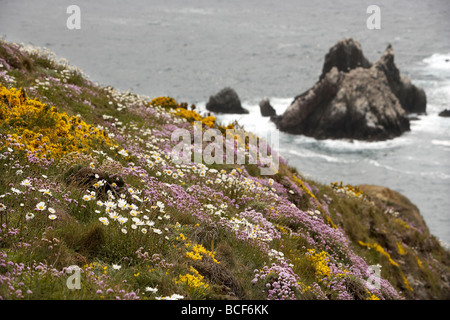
[439,109,450,117]
[259,98,277,117]
[206,87,249,114]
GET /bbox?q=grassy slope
[0,40,448,300]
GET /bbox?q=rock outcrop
[273,39,426,141]
[439,109,450,117]
[259,98,277,117]
[373,45,426,114]
[206,87,249,114]
[320,38,372,79]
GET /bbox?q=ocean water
[1,0,449,244]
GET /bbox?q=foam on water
[422,53,450,73]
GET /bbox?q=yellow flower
[358,241,399,267]
[0,85,116,160]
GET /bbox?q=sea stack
[272,38,427,141]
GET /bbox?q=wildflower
[20,179,32,187]
[48,208,56,214]
[118,217,128,224]
[82,195,91,201]
[117,198,127,209]
[118,149,129,157]
[48,214,57,220]
[108,212,120,221]
[36,202,46,211]
[121,228,127,234]
[145,287,158,294]
[0,203,6,211]
[166,294,184,300]
[141,228,147,234]
[25,212,35,221]
[105,201,117,210]
[11,188,22,194]
[153,228,162,234]
[99,217,109,226]
[112,264,121,270]
[39,189,52,196]
[130,210,138,217]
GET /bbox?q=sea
[1,0,449,244]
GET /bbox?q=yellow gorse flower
[174,107,216,129]
[185,242,220,264]
[175,267,209,292]
[150,96,179,109]
[0,85,116,159]
[358,241,399,267]
[307,249,331,282]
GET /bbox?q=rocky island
[272,38,427,141]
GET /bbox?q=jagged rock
[439,109,450,117]
[321,39,426,114]
[320,38,372,79]
[206,87,249,114]
[272,40,427,141]
[259,98,276,117]
[272,65,410,141]
[373,45,426,114]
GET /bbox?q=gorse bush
[0,85,116,160]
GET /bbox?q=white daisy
[36,202,46,211]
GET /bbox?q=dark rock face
[320,38,372,79]
[273,66,410,141]
[272,39,426,141]
[259,98,277,117]
[439,109,450,117]
[373,45,426,114]
[206,87,249,114]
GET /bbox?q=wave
[432,139,450,147]
[285,148,356,164]
[422,53,450,72]
[367,159,450,180]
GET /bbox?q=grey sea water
[1,0,449,244]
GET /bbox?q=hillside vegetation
[0,40,448,300]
